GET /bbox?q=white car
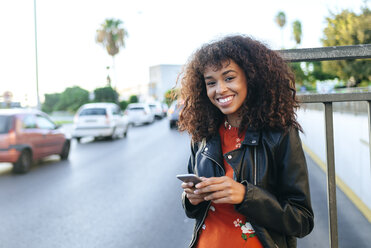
[148,102,166,119]
[126,103,155,126]
[72,103,129,142]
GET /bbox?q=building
[148,64,182,101]
[119,83,150,102]
[117,64,183,102]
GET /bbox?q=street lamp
[34,0,41,109]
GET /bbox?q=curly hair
[178,35,302,142]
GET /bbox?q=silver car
[126,103,155,126]
[168,100,183,129]
[72,103,129,142]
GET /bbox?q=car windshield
[128,107,144,111]
[79,108,107,116]
[0,116,12,134]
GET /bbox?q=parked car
[161,103,169,117]
[168,100,183,129]
[0,108,70,174]
[148,102,166,119]
[125,103,155,126]
[72,103,129,142]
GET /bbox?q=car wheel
[60,141,70,160]
[13,149,32,174]
[170,122,174,129]
[110,128,117,140]
[76,137,81,143]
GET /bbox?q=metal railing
[279,44,371,248]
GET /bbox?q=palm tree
[275,11,286,48]
[292,20,302,46]
[96,18,128,87]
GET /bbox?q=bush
[129,95,139,103]
[119,100,129,110]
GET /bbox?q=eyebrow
[204,69,237,80]
[222,70,236,75]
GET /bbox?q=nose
[216,81,227,94]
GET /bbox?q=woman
[178,35,314,248]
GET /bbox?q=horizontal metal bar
[279,44,371,62]
[298,92,371,103]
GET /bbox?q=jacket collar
[201,133,224,167]
[241,128,260,146]
[201,128,260,167]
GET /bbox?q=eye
[225,76,235,82]
[206,81,216,86]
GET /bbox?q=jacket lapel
[202,133,224,169]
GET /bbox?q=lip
[216,95,234,107]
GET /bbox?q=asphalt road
[0,119,194,248]
[0,118,370,248]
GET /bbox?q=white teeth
[218,96,233,103]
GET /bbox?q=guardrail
[278,44,371,248]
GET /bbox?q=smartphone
[176,174,202,184]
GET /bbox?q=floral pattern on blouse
[233,219,256,241]
[235,138,241,148]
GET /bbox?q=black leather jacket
[182,127,314,248]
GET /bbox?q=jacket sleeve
[235,128,314,238]
[182,142,209,218]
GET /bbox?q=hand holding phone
[178,174,206,206]
[176,174,202,185]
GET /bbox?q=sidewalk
[298,153,371,247]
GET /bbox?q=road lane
[0,118,370,248]
[0,119,194,248]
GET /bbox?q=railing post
[324,102,338,248]
[368,101,371,173]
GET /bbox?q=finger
[184,188,195,194]
[186,192,208,200]
[188,198,204,205]
[181,182,194,189]
[185,189,210,198]
[194,180,232,194]
[204,190,230,201]
[203,184,245,204]
[194,184,224,194]
[195,176,228,189]
[210,197,233,204]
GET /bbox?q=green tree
[290,62,306,85]
[275,11,286,48]
[55,86,89,112]
[307,61,337,82]
[129,95,139,103]
[93,86,118,103]
[164,89,178,106]
[321,7,371,86]
[119,100,129,111]
[42,93,61,113]
[292,20,302,46]
[289,20,305,88]
[96,19,128,86]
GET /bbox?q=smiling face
[204,60,248,127]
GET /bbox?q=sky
[0,0,369,106]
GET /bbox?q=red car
[0,109,70,173]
